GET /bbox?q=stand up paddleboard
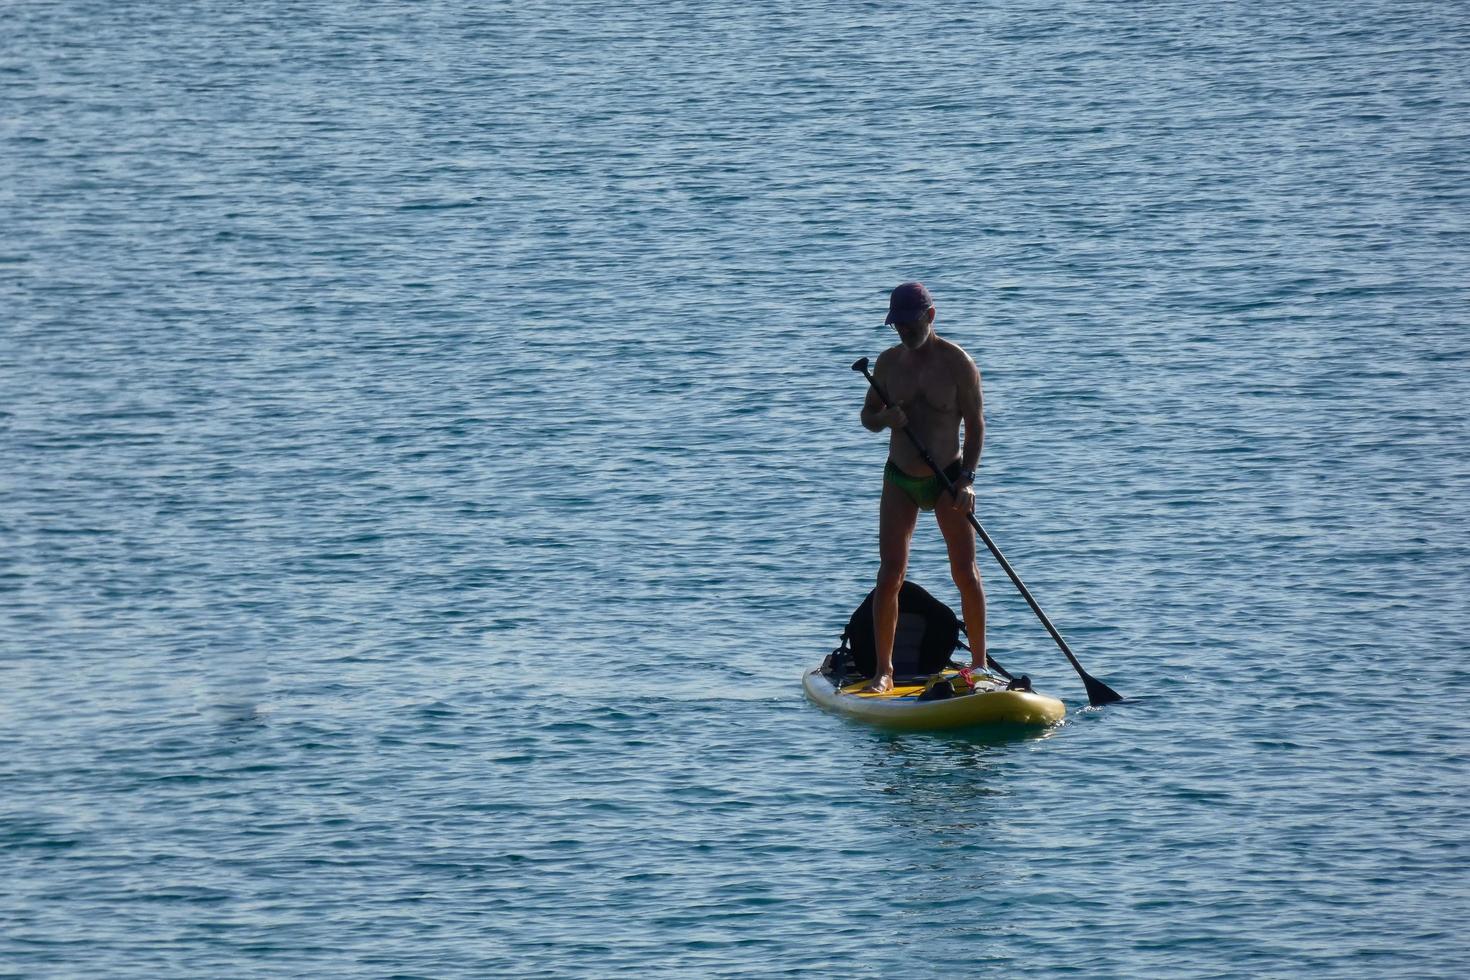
[802,665,1065,732]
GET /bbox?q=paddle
[852,356,1123,707]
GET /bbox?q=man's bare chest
[888,362,958,416]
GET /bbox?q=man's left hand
[947,483,975,514]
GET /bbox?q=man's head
[886,281,935,350]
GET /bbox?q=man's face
[893,308,934,350]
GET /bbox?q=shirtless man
[859,282,986,693]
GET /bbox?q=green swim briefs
[884,459,966,511]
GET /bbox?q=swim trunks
[884,459,966,511]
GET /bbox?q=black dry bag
[829,580,962,681]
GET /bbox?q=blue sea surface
[4,1,1469,975]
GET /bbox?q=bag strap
[825,628,853,687]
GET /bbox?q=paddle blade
[1082,672,1124,707]
[850,356,869,374]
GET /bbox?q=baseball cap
[885,281,934,325]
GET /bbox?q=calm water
[5,1,1470,975]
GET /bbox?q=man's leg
[867,479,918,693]
[936,499,987,669]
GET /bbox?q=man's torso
[878,337,970,476]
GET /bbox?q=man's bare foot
[862,674,894,694]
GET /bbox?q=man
[859,281,986,693]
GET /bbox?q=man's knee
[950,562,982,592]
[876,562,905,596]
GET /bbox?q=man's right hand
[877,402,908,430]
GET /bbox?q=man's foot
[862,674,894,694]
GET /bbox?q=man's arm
[860,385,887,432]
[957,354,983,477]
[861,351,904,432]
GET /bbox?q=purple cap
[885,281,934,324]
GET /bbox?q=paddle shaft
[854,357,1122,706]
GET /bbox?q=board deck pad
[838,668,1004,699]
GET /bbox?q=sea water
[4,1,1469,975]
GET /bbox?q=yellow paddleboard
[802,666,1065,731]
